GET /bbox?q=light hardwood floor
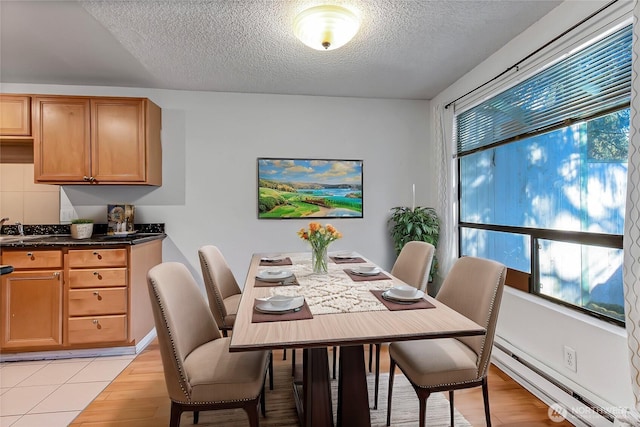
[70,342,573,426]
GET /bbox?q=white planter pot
[71,223,93,239]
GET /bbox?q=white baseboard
[135,328,157,353]
[492,342,614,427]
[1,328,157,362]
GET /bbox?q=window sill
[503,286,627,336]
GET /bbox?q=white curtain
[617,1,640,425]
[434,103,457,290]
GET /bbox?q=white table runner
[257,253,396,315]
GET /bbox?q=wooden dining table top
[229,252,485,352]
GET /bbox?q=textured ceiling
[0,0,562,100]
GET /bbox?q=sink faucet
[16,221,24,236]
[0,217,8,233]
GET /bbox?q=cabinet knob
[26,252,35,260]
[93,271,102,279]
[92,319,102,329]
[83,176,90,181]
[93,251,102,260]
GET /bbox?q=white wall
[430,0,635,410]
[0,83,432,286]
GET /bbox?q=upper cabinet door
[34,97,91,182]
[32,95,162,185]
[91,98,146,182]
[0,95,31,137]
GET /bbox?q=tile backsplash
[0,163,60,224]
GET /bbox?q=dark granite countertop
[0,232,166,248]
[0,223,166,248]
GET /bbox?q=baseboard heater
[493,341,614,426]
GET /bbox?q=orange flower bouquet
[297,222,342,274]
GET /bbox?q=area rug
[186,371,472,426]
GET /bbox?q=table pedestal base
[293,346,371,427]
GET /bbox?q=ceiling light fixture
[293,5,360,51]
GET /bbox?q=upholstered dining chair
[369,241,435,409]
[198,245,242,337]
[386,256,506,427]
[147,262,270,427]
[198,245,276,389]
[390,241,435,293]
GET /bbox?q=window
[457,25,631,324]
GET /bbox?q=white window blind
[456,25,632,156]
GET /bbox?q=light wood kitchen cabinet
[33,95,162,185]
[0,239,162,354]
[0,94,31,138]
[1,250,63,349]
[67,248,128,345]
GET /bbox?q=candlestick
[412,183,415,212]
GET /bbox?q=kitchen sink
[0,235,56,243]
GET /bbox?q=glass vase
[311,245,329,274]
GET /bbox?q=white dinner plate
[256,269,293,282]
[255,296,305,313]
[333,251,358,260]
[350,266,381,276]
[382,289,425,302]
[260,255,285,262]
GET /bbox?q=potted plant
[388,206,440,280]
[70,218,94,239]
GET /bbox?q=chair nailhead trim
[201,256,229,327]
[150,278,191,400]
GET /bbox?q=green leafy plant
[71,218,94,224]
[388,206,440,280]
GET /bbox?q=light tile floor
[0,355,134,427]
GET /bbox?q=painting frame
[257,158,363,219]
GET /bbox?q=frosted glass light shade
[293,5,360,51]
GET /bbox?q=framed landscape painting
[258,158,363,219]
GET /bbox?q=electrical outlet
[563,345,577,372]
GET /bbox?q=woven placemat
[370,290,435,311]
[343,268,391,282]
[251,299,313,323]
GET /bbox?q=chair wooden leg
[193,410,199,424]
[261,381,266,417]
[291,349,296,376]
[244,403,260,427]
[417,389,431,427]
[283,348,287,360]
[449,390,454,427]
[268,351,274,390]
[169,401,182,427]
[332,346,337,379]
[373,343,381,409]
[369,343,374,372]
[386,358,396,426]
[482,377,492,427]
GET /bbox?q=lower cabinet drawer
[2,250,62,269]
[68,249,127,268]
[68,315,127,344]
[68,268,127,288]
[68,288,127,316]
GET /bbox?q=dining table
[229,252,485,427]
